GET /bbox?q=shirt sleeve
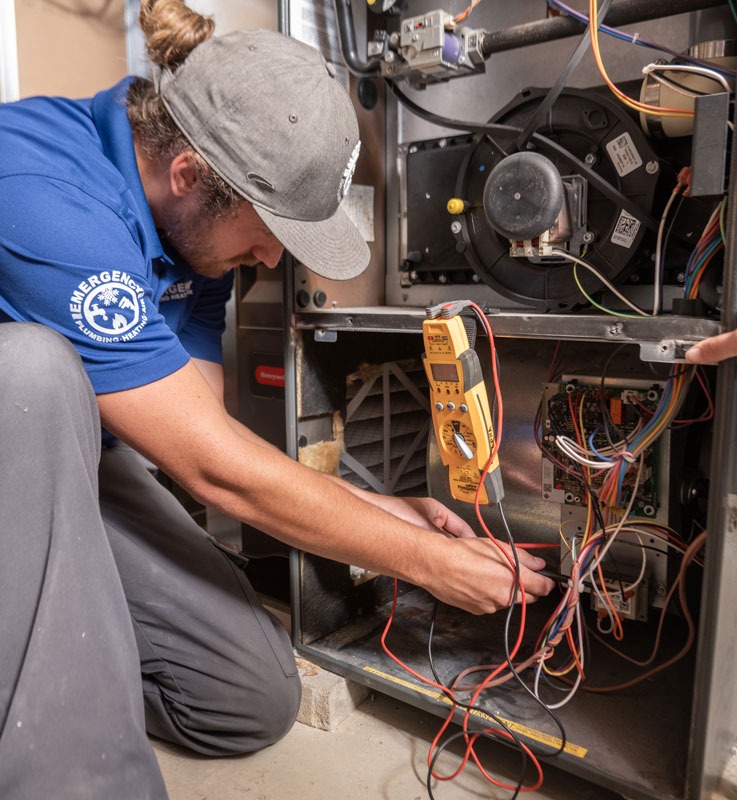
[177,272,234,364]
[0,175,190,393]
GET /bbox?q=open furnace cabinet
[277,1,737,798]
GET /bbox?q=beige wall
[15,0,127,99]
[13,0,278,100]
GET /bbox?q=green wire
[729,0,737,25]
[573,264,642,318]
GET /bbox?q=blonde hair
[128,0,241,218]
[138,0,214,71]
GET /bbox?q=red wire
[379,578,545,791]
[379,301,545,792]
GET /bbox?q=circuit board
[540,376,666,518]
[540,375,672,614]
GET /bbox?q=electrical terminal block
[591,575,649,623]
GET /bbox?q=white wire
[554,409,642,470]
[555,436,617,469]
[551,249,650,317]
[597,532,647,601]
[653,188,680,316]
[533,603,585,710]
[642,62,733,95]
[586,457,644,616]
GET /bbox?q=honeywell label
[606,132,643,177]
[611,210,641,248]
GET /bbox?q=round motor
[483,151,565,240]
[452,88,663,312]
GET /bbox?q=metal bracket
[639,339,697,363]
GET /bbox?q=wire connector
[425,300,474,320]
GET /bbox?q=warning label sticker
[605,132,643,177]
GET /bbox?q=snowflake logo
[97,287,120,306]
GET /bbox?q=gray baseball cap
[155,29,369,280]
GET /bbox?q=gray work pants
[0,323,300,799]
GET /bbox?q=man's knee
[1,323,87,394]
[0,322,99,454]
[233,668,302,751]
[145,667,302,756]
[200,661,302,753]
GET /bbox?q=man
[0,6,553,798]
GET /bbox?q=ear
[169,152,199,198]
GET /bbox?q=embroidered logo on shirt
[68,271,148,343]
[159,280,193,302]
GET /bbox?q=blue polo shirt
[0,78,233,394]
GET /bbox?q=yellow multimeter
[422,312,504,504]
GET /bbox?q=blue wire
[587,429,612,462]
[684,237,723,296]
[546,0,737,77]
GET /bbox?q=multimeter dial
[441,420,476,460]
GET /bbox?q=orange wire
[595,556,624,640]
[588,0,694,118]
[565,627,586,678]
[380,301,546,793]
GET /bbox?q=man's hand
[359,494,477,538]
[98,360,554,619]
[685,329,737,365]
[344,492,554,614]
[423,536,555,615]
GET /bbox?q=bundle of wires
[535,522,705,704]
[533,362,699,703]
[684,200,727,302]
[380,300,572,798]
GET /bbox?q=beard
[156,202,249,279]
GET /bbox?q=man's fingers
[435,506,476,538]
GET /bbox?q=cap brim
[254,204,370,280]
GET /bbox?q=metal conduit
[480,0,728,56]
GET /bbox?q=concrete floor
[153,690,621,800]
[153,672,737,800]
[159,531,737,800]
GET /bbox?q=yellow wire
[572,265,642,318]
[589,0,694,119]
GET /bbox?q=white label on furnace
[605,132,643,177]
[611,210,641,248]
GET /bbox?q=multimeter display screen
[431,363,459,382]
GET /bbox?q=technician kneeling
[0,2,553,798]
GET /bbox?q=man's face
[157,194,285,279]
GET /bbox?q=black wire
[515,0,613,150]
[426,729,528,800]
[497,503,568,757]
[426,603,529,800]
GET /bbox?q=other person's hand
[685,329,737,365]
